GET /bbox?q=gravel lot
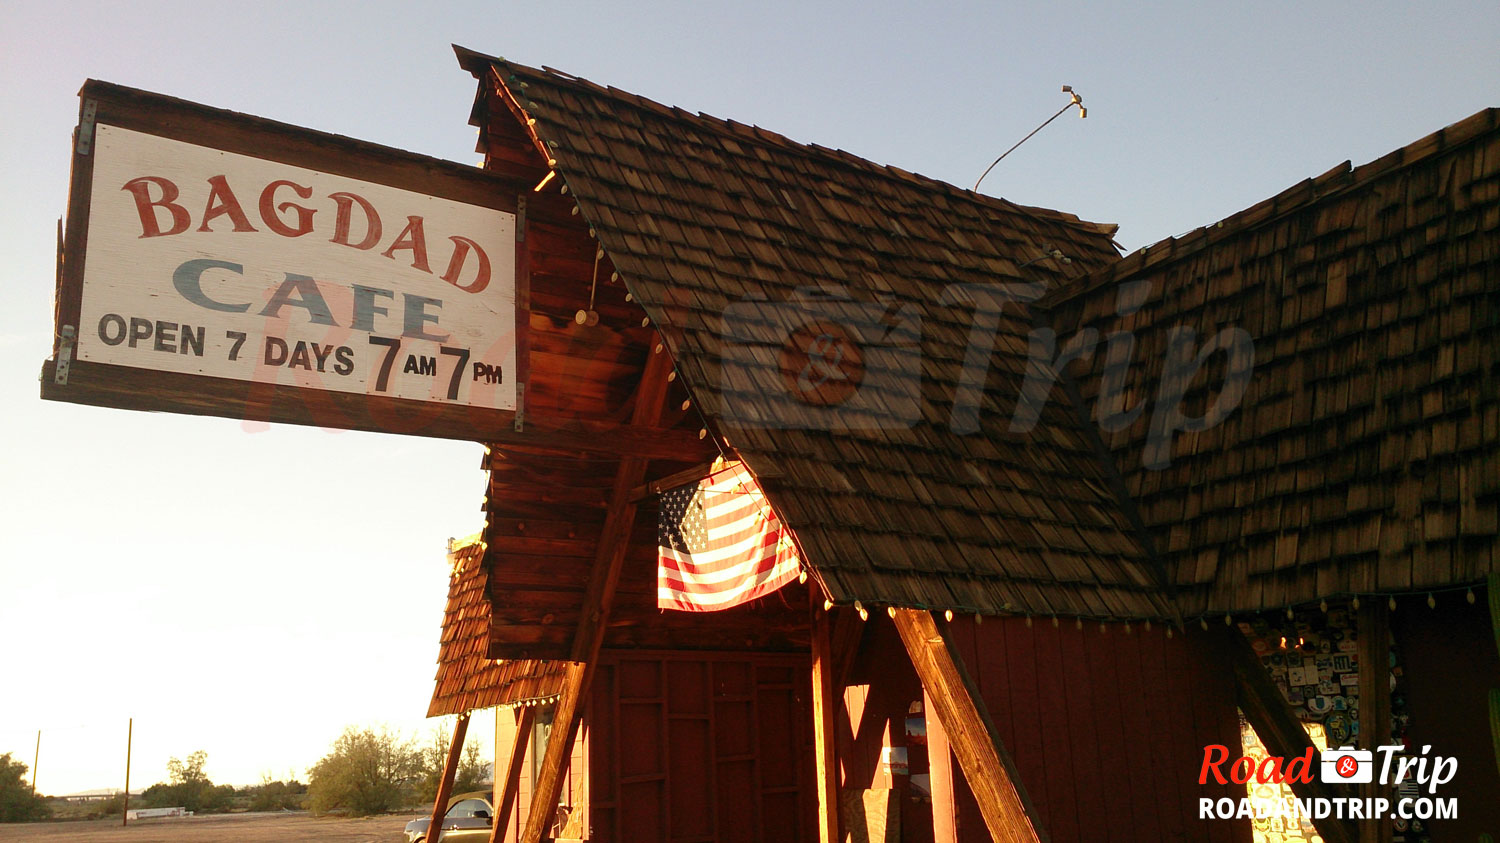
[0,811,413,842]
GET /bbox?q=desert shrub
[142,751,232,814]
[307,726,418,817]
[0,753,51,822]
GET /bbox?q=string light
[1051,616,1060,628]
[855,601,867,621]
[1166,626,1174,639]
[944,610,954,622]
[1319,600,1328,613]
[1426,593,1436,610]
[1200,618,1209,631]
[1224,614,1233,626]
[1025,615,1033,628]
[1076,618,1084,630]
[1389,596,1397,612]
[1144,619,1152,632]
[1467,588,1476,605]
[1352,596,1361,610]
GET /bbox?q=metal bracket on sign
[76,100,98,155]
[55,325,77,385]
[514,382,526,432]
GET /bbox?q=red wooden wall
[585,650,815,843]
[1389,590,1500,840]
[841,616,1251,843]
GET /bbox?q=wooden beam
[490,706,536,843]
[890,608,1046,843]
[924,688,959,843]
[811,602,840,843]
[1217,626,1357,843]
[1357,601,1393,843]
[520,347,676,843]
[627,461,715,502]
[829,606,865,691]
[428,713,471,843]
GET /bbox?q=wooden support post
[891,608,1046,843]
[122,719,131,827]
[491,706,537,843]
[1357,601,1393,843]
[520,348,676,843]
[1218,626,1357,843]
[429,713,472,841]
[811,601,840,843]
[924,688,959,843]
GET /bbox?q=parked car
[404,791,495,843]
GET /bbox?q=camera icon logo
[1320,748,1373,783]
[719,286,921,430]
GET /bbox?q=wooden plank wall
[1388,589,1500,840]
[583,650,815,843]
[841,617,1250,843]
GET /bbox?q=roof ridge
[470,50,1115,239]
[1040,106,1500,309]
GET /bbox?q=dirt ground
[0,811,413,842]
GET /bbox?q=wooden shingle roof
[1045,108,1500,616]
[461,48,1176,622]
[428,541,567,715]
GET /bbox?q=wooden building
[417,47,1500,843]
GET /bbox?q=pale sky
[2,0,1496,795]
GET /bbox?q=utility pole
[31,731,39,797]
[122,719,133,827]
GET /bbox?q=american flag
[657,461,801,611]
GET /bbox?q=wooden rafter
[891,609,1046,843]
[1218,626,1357,843]
[519,346,677,843]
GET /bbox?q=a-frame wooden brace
[1355,601,1393,843]
[891,608,1047,843]
[427,712,471,841]
[1218,625,1358,843]
[811,602,841,843]
[519,346,676,843]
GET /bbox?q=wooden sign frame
[42,79,531,442]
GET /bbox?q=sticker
[1288,666,1308,685]
[1252,638,1271,654]
[1307,695,1333,715]
[1340,672,1360,687]
[1332,695,1348,711]
[1319,679,1340,695]
[1326,714,1352,743]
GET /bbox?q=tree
[0,753,51,823]
[307,726,420,817]
[244,773,307,812]
[415,721,489,804]
[142,750,232,814]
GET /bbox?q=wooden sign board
[42,80,526,440]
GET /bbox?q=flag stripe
[656,461,800,612]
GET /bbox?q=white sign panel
[77,125,517,412]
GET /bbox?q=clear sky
[2,0,1496,796]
